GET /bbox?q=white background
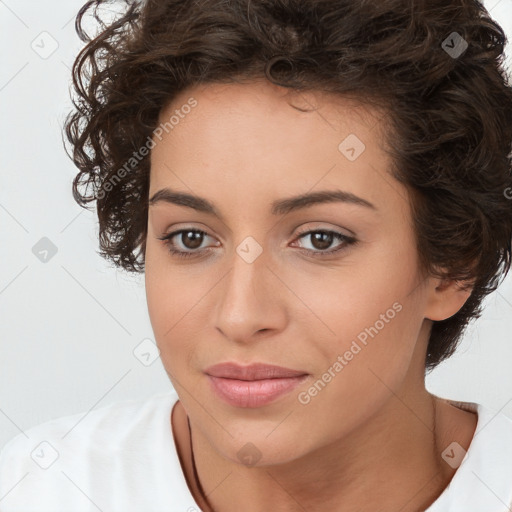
[1,0,512,450]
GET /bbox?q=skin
[144,79,478,512]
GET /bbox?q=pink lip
[205,363,309,408]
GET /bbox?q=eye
[157,229,218,259]
[292,229,358,257]
[157,227,358,260]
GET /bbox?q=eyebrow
[148,188,377,219]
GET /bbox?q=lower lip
[207,375,308,408]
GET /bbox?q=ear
[424,276,474,321]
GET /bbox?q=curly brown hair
[64,0,512,373]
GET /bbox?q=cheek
[145,240,192,325]
[291,248,424,387]
[144,249,211,370]
[145,246,181,349]
[293,290,422,439]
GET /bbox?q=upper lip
[204,362,308,381]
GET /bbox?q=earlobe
[424,277,474,322]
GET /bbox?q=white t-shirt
[0,390,511,512]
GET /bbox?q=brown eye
[178,230,205,250]
[157,227,358,260]
[157,229,218,259]
[293,229,358,258]
[308,231,335,251]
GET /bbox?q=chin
[207,427,310,468]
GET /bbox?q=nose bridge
[221,243,268,314]
[214,240,281,341]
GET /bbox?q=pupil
[183,231,203,249]
[312,232,332,250]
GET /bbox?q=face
[145,79,435,466]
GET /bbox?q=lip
[205,362,309,408]
[205,362,308,380]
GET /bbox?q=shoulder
[0,389,178,457]
[427,399,512,511]
[0,390,180,511]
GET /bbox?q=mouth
[204,362,309,408]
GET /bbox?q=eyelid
[159,223,349,245]
[293,223,353,238]
[158,223,358,260]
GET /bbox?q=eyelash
[157,228,358,260]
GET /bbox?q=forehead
[148,80,408,221]
[157,79,382,138]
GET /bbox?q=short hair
[64,0,512,373]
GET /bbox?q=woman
[1,0,512,510]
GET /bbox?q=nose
[213,244,287,344]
